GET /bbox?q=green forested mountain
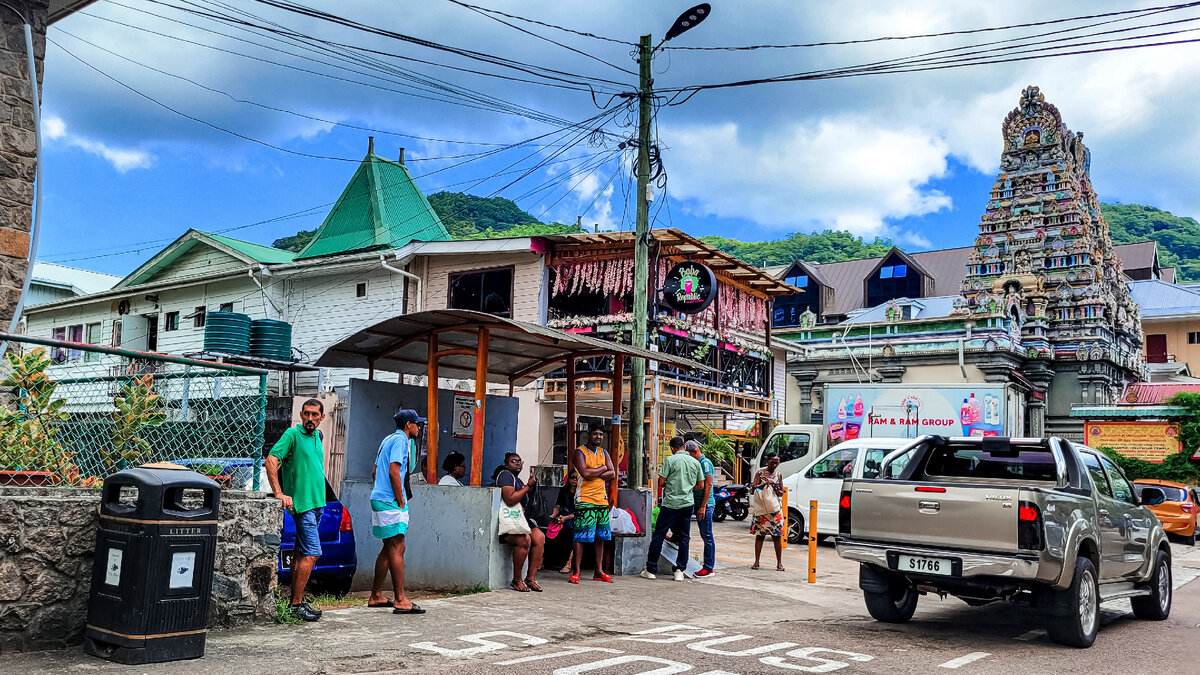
[700,231,895,266]
[1100,203,1200,280]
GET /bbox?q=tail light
[1182,503,1194,514]
[915,486,946,493]
[838,489,852,536]
[339,507,353,533]
[1017,500,1043,550]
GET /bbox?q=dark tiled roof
[1113,241,1158,271]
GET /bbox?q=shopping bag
[751,487,781,516]
[498,501,532,535]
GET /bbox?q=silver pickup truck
[835,435,1173,648]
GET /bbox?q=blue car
[278,479,357,596]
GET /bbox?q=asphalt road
[7,518,1199,674]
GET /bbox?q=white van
[780,437,916,543]
[749,424,827,480]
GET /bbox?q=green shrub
[1098,447,1200,484]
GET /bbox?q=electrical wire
[662,1,1200,50]
[440,1,635,47]
[443,0,636,76]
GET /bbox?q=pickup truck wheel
[863,578,918,623]
[787,509,805,544]
[1046,557,1099,648]
[1131,549,1172,621]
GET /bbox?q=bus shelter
[317,309,708,492]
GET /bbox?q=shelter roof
[49,1,100,23]
[296,152,450,259]
[543,229,799,297]
[1069,405,1186,418]
[316,309,711,386]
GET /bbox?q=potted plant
[193,462,232,488]
[0,348,73,486]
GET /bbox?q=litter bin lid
[100,466,221,521]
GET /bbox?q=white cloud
[661,118,951,236]
[43,115,154,172]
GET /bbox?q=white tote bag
[498,501,532,536]
[751,487,782,516]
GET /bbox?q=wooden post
[426,334,438,485]
[566,356,576,474]
[470,326,489,486]
[807,499,818,584]
[610,354,625,505]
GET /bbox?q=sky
[35,1,1200,276]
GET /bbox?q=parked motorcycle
[712,484,749,522]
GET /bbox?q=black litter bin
[84,466,222,664]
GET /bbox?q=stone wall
[0,487,281,653]
[0,1,47,325]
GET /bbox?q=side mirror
[1140,486,1166,507]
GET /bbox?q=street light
[663,3,711,44]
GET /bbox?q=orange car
[1133,479,1197,546]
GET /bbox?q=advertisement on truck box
[824,384,1018,442]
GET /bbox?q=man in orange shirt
[568,423,616,584]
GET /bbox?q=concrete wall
[900,363,985,384]
[0,487,280,653]
[341,378,521,590]
[422,251,542,323]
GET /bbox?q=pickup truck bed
[835,435,1173,648]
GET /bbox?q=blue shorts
[294,508,323,558]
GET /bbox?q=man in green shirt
[641,436,703,582]
[266,399,327,622]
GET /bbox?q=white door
[802,447,858,533]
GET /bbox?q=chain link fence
[0,334,267,489]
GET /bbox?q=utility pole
[627,33,653,489]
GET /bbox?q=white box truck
[823,383,1025,442]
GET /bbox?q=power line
[662,1,1200,50]
[441,1,635,48]
[443,0,636,76]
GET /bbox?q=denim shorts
[294,508,323,558]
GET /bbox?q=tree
[1101,203,1200,280]
[273,228,317,253]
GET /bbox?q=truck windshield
[761,433,811,465]
[925,445,1057,481]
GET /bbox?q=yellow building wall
[1142,319,1200,372]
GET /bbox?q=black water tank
[84,467,221,664]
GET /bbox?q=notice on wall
[169,551,197,589]
[453,392,475,439]
[1084,421,1181,463]
[105,548,123,586]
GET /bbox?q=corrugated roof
[1120,383,1200,405]
[203,232,295,264]
[1128,279,1200,317]
[297,153,451,259]
[1070,405,1186,418]
[31,262,121,294]
[316,309,710,386]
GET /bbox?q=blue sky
[37,1,1200,276]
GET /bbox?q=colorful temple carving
[953,86,1143,373]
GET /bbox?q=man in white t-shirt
[438,452,466,485]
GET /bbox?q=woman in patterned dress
[750,453,785,571]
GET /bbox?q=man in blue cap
[367,409,427,614]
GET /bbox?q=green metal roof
[203,232,296,264]
[1070,405,1186,419]
[119,229,295,287]
[296,153,451,259]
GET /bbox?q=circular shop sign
[662,261,717,314]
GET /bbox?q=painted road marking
[552,655,692,674]
[759,647,873,671]
[410,631,548,657]
[938,652,991,669]
[497,647,623,665]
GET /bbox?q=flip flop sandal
[524,579,543,592]
[510,580,530,592]
[568,574,580,584]
[750,563,760,570]
[593,573,614,583]
[776,565,786,572]
[367,598,393,608]
[393,603,426,614]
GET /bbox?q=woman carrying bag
[493,453,546,592]
[749,452,786,571]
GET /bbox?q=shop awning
[316,309,709,386]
